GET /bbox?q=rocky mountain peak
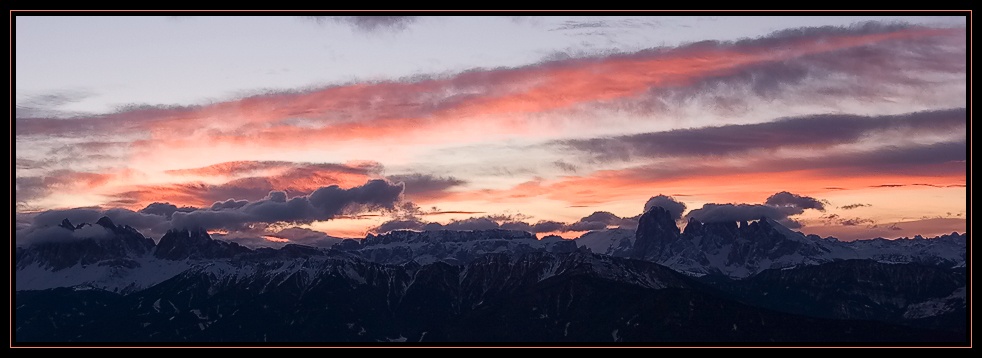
[632,206,681,260]
[95,216,116,229]
[154,227,251,261]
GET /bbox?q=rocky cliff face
[339,229,580,265]
[597,206,965,278]
[154,227,251,261]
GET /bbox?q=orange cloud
[437,162,965,210]
[101,26,959,154]
[262,235,291,243]
[18,25,964,228]
[109,162,382,209]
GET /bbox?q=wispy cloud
[15,90,92,119]
[559,108,966,162]
[14,20,966,241]
[839,203,872,210]
[434,128,964,208]
[386,173,466,200]
[17,24,962,153]
[168,179,404,231]
[301,16,421,33]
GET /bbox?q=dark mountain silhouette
[13,213,967,343]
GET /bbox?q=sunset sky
[14,15,968,247]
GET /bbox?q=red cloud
[110,162,383,209]
[19,26,959,154]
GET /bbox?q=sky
[14,14,968,247]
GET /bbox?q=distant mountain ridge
[15,249,962,342]
[14,214,967,343]
[16,212,967,292]
[581,207,966,278]
[338,229,580,265]
[16,217,155,271]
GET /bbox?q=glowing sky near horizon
[14,15,968,245]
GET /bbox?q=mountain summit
[607,206,964,278]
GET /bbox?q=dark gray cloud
[18,225,117,246]
[16,20,967,149]
[71,225,115,240]
[560,108,966,162]
[210,198,250,210]
[592,139,965,186]
[303,16,420,33]
[577,211,620,224]
[372,210,640,235]
[17,180,402,245]
[165,160,383,178]
[18,227,74,245]
[16,104,198,139]
[17,22,962,145]
[685,204,790,226]
[16,90,92,119]
[111,161,386,207]
[17,209,159,246]
[840,203,872,210]
[27,207,172,239]
[685,191,827,228]
[103,208,171,231]
[548,18,662,34]
[841,218,876,227]
[821,213,877,228]
[643,195,687,220]
[138,202,198,219]
[568,211,633,231]
[171,179,404,230]
[31,208,106,228]
[386,173,466,198]
[16,158,48,170]
[618,21,964,115]
[46,141,130,158]
[499,221,533,232]
[567,220,607,232]
[551,20,609,31]
[869,183,961,189]
[15,176,47,203]
[765,191,826,211]
[552,160,578,173]
[809,140,966,176]
[374,215,573,235]
[18,90,90,108]
[531,220,568,233]
[426,210,486,215]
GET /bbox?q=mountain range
[13,207,968,344]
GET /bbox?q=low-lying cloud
[685,191,826,228]
[171,179,404,231]
[643,195,687,220]
[302,16,420,33]
[372,210,642,235]
[17,179,406,247]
